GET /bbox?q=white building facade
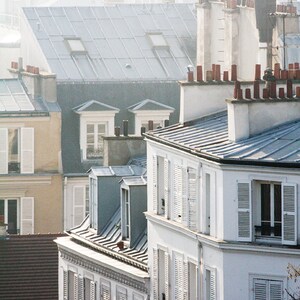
[145,78,300,300]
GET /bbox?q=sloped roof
[128,98,175,112]
[0,234,66,300]
[90,164,146,177]
[73,99,119,112]
[22,4,196,82]
[145,111,300,166]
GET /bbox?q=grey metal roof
[128,98,175,112]
[70,212,148,269]
[145,111,300,165]
[23,4,196,82]
[121,176,147,186]
[73,99,119,112]
[90,165,146,177]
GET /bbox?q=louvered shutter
[188,168,197,231]
[100,281,111,300]
[174,254,183,300]
[78,276,83,300]
[183,261,188,300]
[0,128,8,174]
[173,165,183,222]
[237,181,252,241]
[164,158,169,218]
[182,168,188,225]
[209,269,216,300]
[74,274,79,300]
[269,280,283,300]
[73,186,85,226]
[152,248,158,300]
[282,184,297,245]
[116,288,127,300]
[254,279,267,300]
[90,281,96,300]
[63,270,68,300]
[20,128,34,174]
[20,197,34,234]
[164,252,170,300]
[133,293,143,300]
[153,155,158,213]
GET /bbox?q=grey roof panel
[54,16,75,36]
[84,19,104,39]
[70,21,93,41]
[60,58,82,80]
[39,39,58,59]
[65,7,82,22]
[40,16,60,36]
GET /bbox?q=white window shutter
[173,164,183,222]
[183,261,188,300]
[78,276,83,300]
[74,274,79,300]
[237,181,252,241]
[269,280,283,300]
[164,252,170,300]
[153,155,158,213]
[164,158,169,218]
[73,186,85,226]
[152,248,158,300]
[188,168,197,231]
[254,279,267,300]
[282,183,297,245]
[100,281,111,300]
[63,270,68,300]
[182,168,188,225]
[174,254,183,300]
[90,281,96,300]
[0,128,8,174]
[21,127,34,174]
[210,268,216,300]
[21,197,34,234]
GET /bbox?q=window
[84,278,96,300]
[86,123,106,159]
[148,33,168,48]
[0,127,34,174]
[205,173,211,235]
[0,197,34,234]
[116,286,127,300]
[122,188,130,240]
[65,38,86,54]
[173,252,184,300]
[237,181,297,245]
[205,267,216,300]
[100,280,111,300]
[85,185,89,217]
[188,262,198,300]
[68,271,75,300]
[253,278,283,300]
[90,177,97,230]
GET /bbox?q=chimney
[227,82,300,141]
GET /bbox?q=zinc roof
[145,111,300,165]
[23,4,196,82]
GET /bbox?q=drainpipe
[63,176,68,230]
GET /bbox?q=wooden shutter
[254,279,267,300]
[237,181,252,241]
[164,252,170,300]
[282,184,297,245]
[116,287,127,300]
[164,158,169,218]
[0,128,8,174]
[90,281,96,300]
[173,164,183,222]
[20,128,34,174]
[78,276,83,300]
[73,186,85,226]
[21,197,34,234]
[269,280,283,300]
[188,168,197,231]
[152,248,159,300]
[74,274,79,300]
[63,270,68,300]
[182,168,188,225]
[153,155,158,213]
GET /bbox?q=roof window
[65,38,86,54]
[148,33,168,48]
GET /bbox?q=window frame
[0,197,19,234]
[121,187,130,240]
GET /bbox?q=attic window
[148,33,168,48]
[65,38,86,54]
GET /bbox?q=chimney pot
[287,79,293,98]
[255,64,261,80]
[269,82,277,98]
[278,87,285,98]
[114,126,120,137]
[223,71,229,81]
[196,65,203,81]
[274,63,280,80]
[245,88,251,99]
[164,119,169,127]
[123,120,128,136]
[206,70,213,81]
[141,127,146,135]
[288,63,294,79]
[296,70,300,80]
[253,80,260,99]
[231,64,237,81]
[237,89,243,100]
[296,87,300,98]
[215,64,221,81]
[262,88,269,99]
[280,70,288,80]
[148,120,154,131]
[234,81,241,99]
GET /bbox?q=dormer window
[128,99,174,135]
[73,100,119,161]
[122,188,130,240]
[148,33,168,48]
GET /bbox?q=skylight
[65,38,86,53]
[148,33,168,48]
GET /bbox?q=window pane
[8,128,20,173]
[274,184,282,236]
[261,184,270,235]
[86,135,95,144]
[98,124,106,134]
[86,124,94,133]
[0,200,4,224]
[7,200,17,234]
